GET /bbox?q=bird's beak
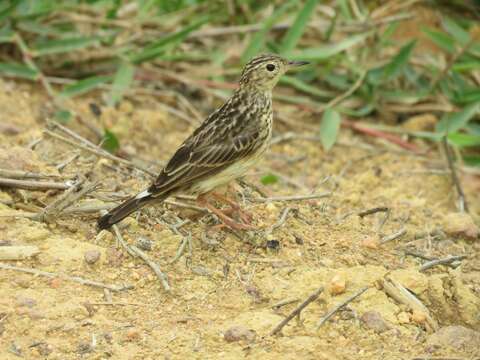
[288,60,310,67]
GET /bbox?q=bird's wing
[148,115,265,197]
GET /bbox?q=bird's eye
[266,64,275,71]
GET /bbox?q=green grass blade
[287,32,372,61]
[383,40,416,80]
[280,75,334,99]
[242,0,296,63]
[0,62,39,80]
[0,27,14,43]
[319,108,342,151]
[131,18,208,64]
[422,28,455,53]
[108,61,135,106]
[0,0,21,22]
[447,133,480,147]
[279,0,318,54]
[442,17,470,46]
[436,101,480,134]
[59,75,112,99]
[102,129,120,153]
[32,37,100,56]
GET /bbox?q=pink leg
[197,194,256,231]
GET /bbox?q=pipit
[98,54,308,230]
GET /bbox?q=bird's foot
[198,193,255,231]
[209,192,253,223]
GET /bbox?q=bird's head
[239,54,309,91]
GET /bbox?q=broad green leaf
[447,133,480,147]
[108,61,135,106]
[436,102,480,134]
[288,32,371,61]
[442,17,470,45]
[242,0,296,63]
[383,40,416,80]
[0,0,20,22]
[463,155,480,167]
[453,89,480,104]
[452,61,480,72]
[260,173,279,185]
[279,0,318,54]
[422,28,455,53]
[54,109,72,124]
[319,108,342,151]
[32,37,100,56]
[280,75,334,99]
[102,129,120,153]
[60,75,111,98]
[0,62,38,80]
[131,18,207,63]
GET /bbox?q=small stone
[77,341,93,354]
[397,311,410,324]
[106,247,124,267]
[426,326,480,350]
[136,236,152,251]
[402,114,437,132]
[84,250,101,265]
[49,278,62,289]
[443,212,479,240]
[37,343,53,356]
[329,274,346,295]
[362,236,379,249]
[125,328,141,342]
[360,311,390,333]
[28,310,45,320]
[411,310,426,325]
[224,325,256,343]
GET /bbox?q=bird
[97,54,309,231]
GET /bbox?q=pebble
[397,312,410,324]
[426,325,480,350]
[125,328,141,342]
[443,212,479,240]
[360,311,390,333]
[411,310,426,325]
[136,236,152,251]
[362,236,379,249]
[224,325,256,343]
[329,274,346,295]
[84,250,101,265]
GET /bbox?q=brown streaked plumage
[97,54,308,230]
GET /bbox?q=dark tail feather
[97,192,153,230]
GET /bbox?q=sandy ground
[0,78,479,360]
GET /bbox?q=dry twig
[270,286,324,336]
[442,137,468,213]
[419,255,467,272]
[131,245,170,292]
[316,287,369,329]
[0,263,132,292]
[0,178,69,191]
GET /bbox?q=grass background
[0,0,479,166]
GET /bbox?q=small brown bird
[98,54,308,230]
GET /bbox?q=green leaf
[442,17,470,45]
[280,75,334,99]
[279,0,318,54]
[447,133,480,147]
[59,75,111,98]
[32,37,100,56]
[319,108,342,151]
[0,62,38,80]
[0,27,14,43]
[131,18,208,63]
[288,32,371,61]
[0,0,21,22]
[453,89,480,104]
[108,61,135,106]
[242,0,296,63]
[436,102,480,134]
[102,129,120,153]
[383,40,416,80]
[422,28,455,53]
[54,109,72,124]
[452,61,480,72]
[463,155,480,167]
[260,173,279,185]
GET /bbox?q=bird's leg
[197,193,255,231]
[209,192,253,223]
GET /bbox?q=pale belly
[188,145,268,195]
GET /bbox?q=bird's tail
[97,190,160,230]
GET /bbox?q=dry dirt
[0,78,479,360]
